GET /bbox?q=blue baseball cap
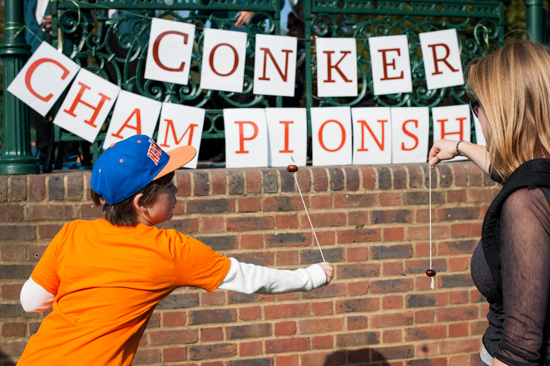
[90,135,196,204]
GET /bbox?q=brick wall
[0,161,500,366]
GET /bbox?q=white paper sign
[103,91,162,148]
[391,107,430,164]
[473,113,486,147]
[352,107,392,165]
[316,38,358,97]
[8,42,80,116]
[265,108,307,167]
[369,35,412,96]
[224,108,268,168]
[420,29,464,90]
[145,18,196,86]
[432,104,470,161]
[253,34,297,97]
[200,29,247,93]
[53,68,120,143]
[310,107,352,166]
[156,103,205,169]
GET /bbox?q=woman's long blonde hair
[467,40,550,179]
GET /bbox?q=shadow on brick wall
[322,349,390,365]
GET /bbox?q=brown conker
[426,269,436,277]
[287,165,298,173]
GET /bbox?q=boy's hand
[318,262,334,285]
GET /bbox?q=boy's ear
[132,193,147,212]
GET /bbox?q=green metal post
[304,0,312,137]
[0,0,39,174]
[526,0,544,43]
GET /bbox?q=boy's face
[143,180,178,225]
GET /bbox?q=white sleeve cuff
[20,277,56,313]
[217,258,327,294]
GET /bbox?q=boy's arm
[20,277,56,312]
[217,258,332,294]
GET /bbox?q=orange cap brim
[153,145,197,180]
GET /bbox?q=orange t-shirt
[18,219,231,366]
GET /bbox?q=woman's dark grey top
[471,184,550,366]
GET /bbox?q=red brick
[263,196,302,211]
[239,306,262,321]
[405,325,446,341]
[370,278,414,294]
[2,284,23,299]
[309,194,332,210]
[338,228,381,244]
[226,323,271,340]
[347,280,369,296]
[448,257,469,272]
[383,262,404,276]
[240,234,264,249]
[361,167,376,190]
[370,312,413,328]
[383,295,403,310]
[337,331,379,347]
[149,329,198,345]
[449,290,469,305]
[436,306,478,322]
[334,193,376,208]
[28,175,46,201]
[298,318,343,334]
[2,323,26,337]
[0,205,23,221]
[189,343,237,360]
[447,189,467,203]
[416,342,438,358]
[347,315,368,330]
[312,335,333,350]
[348,210,370,227]
[133,349,161,364]
[380,192,401,206]
[275,250,299,265]
[26,204,78,221]
[336,297,379,314]
[414,310,435,324]
[275,213,298,229]
[383,329,403,343]
[264,303,310,319]
[449,323,469,338]
[276,354,299,366]
[199,217,224,232]
[1,244,26,261]
[406,225,448,241]
[438,338,480,354]
[163,347,188,362]
[210,171,227,195]
[239,341,262,357]
[175,171,192,196]
[301,212,345,228]
[311,301,333,316]
[245,170,261,193]
[275,321,296,336]
[384,227,404,241]
[265,337,309,353]
[163,311,187,327]
[227,216,274,231]
[450,354,470,366]
[338,263,380,279]
[202,291,225,306]
[346,247,369,262]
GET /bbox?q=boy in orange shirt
[18,135,333,365]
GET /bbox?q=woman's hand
[318,262,334,285]
[41,15,52,35]
[428,139,459,169]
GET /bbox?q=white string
[291,157,326,263]
[429,166,434,290]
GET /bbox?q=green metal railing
[2,0,546,174]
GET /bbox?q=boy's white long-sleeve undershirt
[21,258,327,312]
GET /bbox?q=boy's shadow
[322,349,392,365]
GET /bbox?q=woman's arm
[20,277,56,312]
[217,258,332,294]
[429,139,491,175]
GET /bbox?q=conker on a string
[426,269,436,277]
[287,165,298,173]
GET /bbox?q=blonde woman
[430,40,550,366]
